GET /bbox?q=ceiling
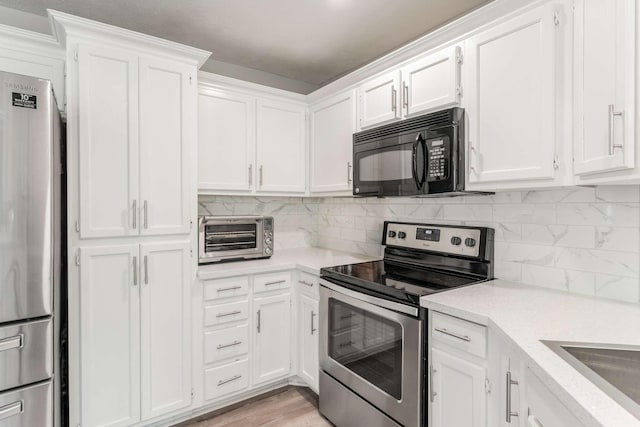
[0,0,491,93]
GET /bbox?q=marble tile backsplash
[199,186,640,304]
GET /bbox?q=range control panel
[384,222,483,257]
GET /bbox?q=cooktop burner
[320,221,494,306]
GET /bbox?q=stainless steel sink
[542,341,640,421]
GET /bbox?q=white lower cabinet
[254,293,292,385]
[80,241,191,427]
[204,359,250,401]
[431,348,487,427]
[525,367,582,427]
[298,294,319,392]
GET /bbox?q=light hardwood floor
[181,387,333,427]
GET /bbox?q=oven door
[199,217,264,263]
[320,279,422,427]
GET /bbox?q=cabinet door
[573,0,636,176]
[198,89,255,192]
[358,70,401,129]
[309,90,356,193]
[431,348,486,427]
[140,242,191,420]
[465,5,558,184]
[525,367,582,427]
[80,245,140,427]
[253,293,291,385]
[139,56,193,235]
[256,100,306,193]
[401,45,461,117]
[78,45,139,238]
[299,294,319,392]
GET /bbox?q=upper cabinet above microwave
[357,45,462,130]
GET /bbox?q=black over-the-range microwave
[352,107,486,197]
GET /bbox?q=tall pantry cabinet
[49,11,211,427]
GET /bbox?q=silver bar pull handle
[217,286,242,292]
[143,200,148,229]
[347,162,352,183]
[248,164,253,186]
[403,82,409,109]
[257,310,261,333]
[216,310,242,318]
[391,86,397,112]
[434,327,471,342]
[259,165,263,187]
[506,370,519,422]
[216,340,242,350]
[217,374,242,386]
[429,365,437,402]
[311,311,317,335]
[132,200,137,229]
[133,256,138,286]
[0,335,23,352]
[298,280,314,287]
[144,255,148,285]
[608,104,624,155]
[0,401,23,421]
[264,280,285,287]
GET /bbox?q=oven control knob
[388,230,397,238]
[397,231,407,239]
[265,247,273,255]
[465,238,476,248]
[450,236,462,246]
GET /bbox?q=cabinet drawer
[204,324,249,364]
[254,271,290,294]
[431,311,487,358]
[204,358,249,401]
[297,271,319,297]
[0,319,52,391]
[204,300,249,327]
[204,277,249,301]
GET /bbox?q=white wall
[201,186,640,305]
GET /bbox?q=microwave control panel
[426,137,449,181]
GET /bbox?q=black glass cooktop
[320,259,484,306]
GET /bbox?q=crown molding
[48,9,211,67]
[0,23,63,58]
[199,71,307,104]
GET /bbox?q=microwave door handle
[413,134,424,189]
[420,137,428,188]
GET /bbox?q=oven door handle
[320,279,418,317]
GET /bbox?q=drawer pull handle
[217,374,242,387]
[434,327,470,342]
[0,401,23,421]
[216,310,242,318]
[264,280,285,287]
[0,334,23,352]
[217,340,242,350]
[217,286,242,292]
[298,280,314,287]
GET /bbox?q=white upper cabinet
[401,45,462,118]
[76,43,197,238]
[139,57,193,236]
[309,90,356,194]
[198,88,255,192]
[78,44,139,239]
[358,70,402,129]
[465,3,563,187]
[256,99,307,193]
[573,0,636,177]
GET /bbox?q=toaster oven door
[199,218,264,263]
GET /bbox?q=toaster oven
[198,215,274,264]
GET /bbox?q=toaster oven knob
[464,238,476,248]
[450,236,462,246]
[265,247,273,255]
[265,237,272,245]
[397,231,407,239]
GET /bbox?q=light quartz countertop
[421,280,640,427]
[198,247,379,280]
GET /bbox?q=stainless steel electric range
[319,221,494,427]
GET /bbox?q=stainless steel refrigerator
[0,71,65,427]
